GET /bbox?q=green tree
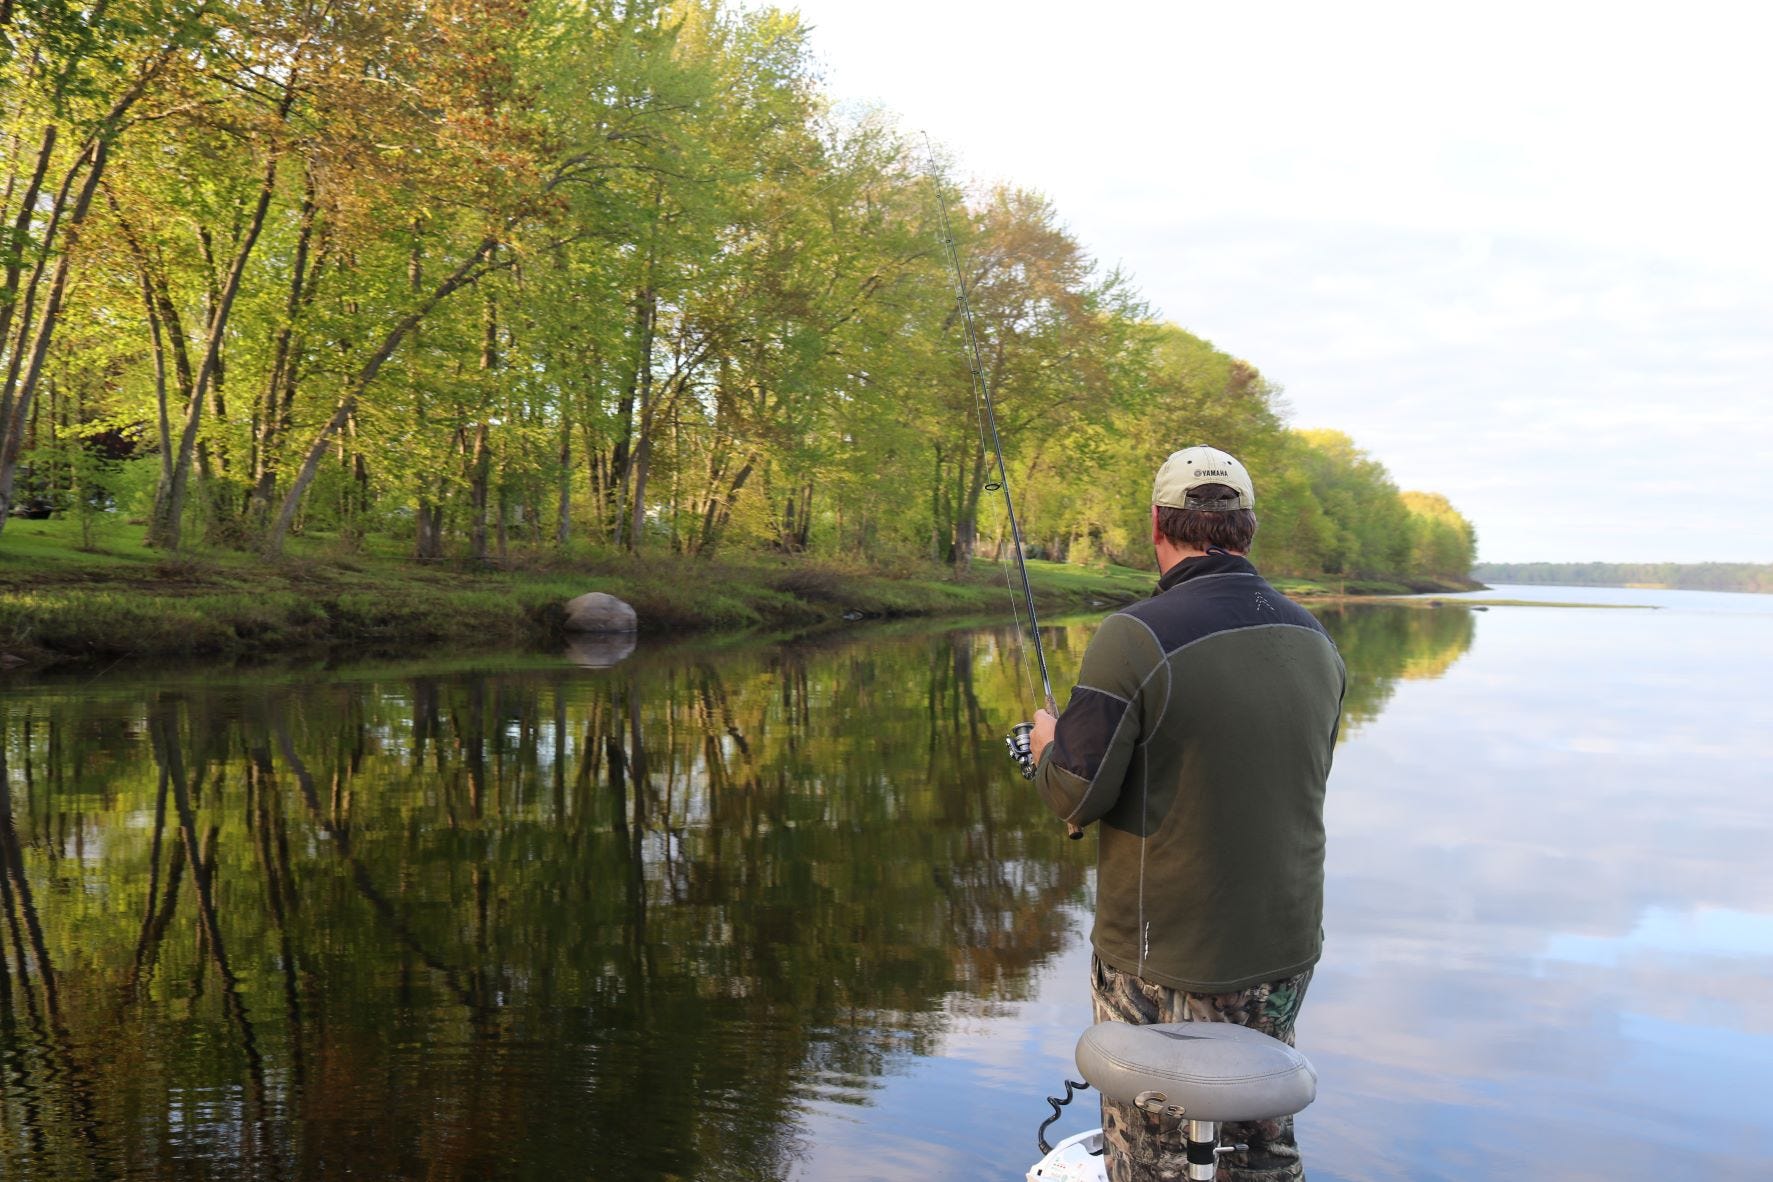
[1401,490,1478,579]
[927,184,1140,567]
[0,0,223,531]
[1295,428,1412,578]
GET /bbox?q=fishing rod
[926,150,1082,839]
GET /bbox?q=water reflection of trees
[0,629,1088,1181]
[0,605,1473,1178]
[1313,603,1477,733]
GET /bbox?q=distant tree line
[0,0,1476,584]
[1472,563,1773,594]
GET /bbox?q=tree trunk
[106,191,176,488]
[555,413,571,547]
[495,484,509,563]
[612,185,662,548]
[930,445,946,562]
[0,23,194,505]
[262,236,505,557]
[469,295,499,561]
[697,452,756,555]
[584,422,609,543]
[0,139,108,531]
[249,180,322,522]
[794,479,814,550]
[0,124,56,443]
[613,284,655,550]
[627,428,651,550]
[148,83,295,550]
[405,220,444,560]
[953,442,987,570]
[415,498,445,560]
[468,422,491,562]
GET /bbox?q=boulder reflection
[0,605,1472,1181]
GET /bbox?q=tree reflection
[1315,602,1476,733]
[0,603,1472,1180]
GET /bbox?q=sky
[776,0,1773,564]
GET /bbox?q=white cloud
[784,0,1773,562]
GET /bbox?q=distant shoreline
[1472,562,1772,595]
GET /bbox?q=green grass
[0,519,1163,670]
[3,517,1485,670]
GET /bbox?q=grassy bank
[0,519,1159,670]
[0,518,1481,671]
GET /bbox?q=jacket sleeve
[1034,612,1156,828]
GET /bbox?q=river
[0,587,1767,1180]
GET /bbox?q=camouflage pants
[1090,955,1312,1182]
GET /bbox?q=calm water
[0,590,1767,1180]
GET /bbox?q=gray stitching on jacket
[1118,617,1167,974]
[1156,619,1334,658]
[1056,620,1331,825]
[1119,614,1173,750]
[1057,702,1141,825]
[1068,684,1131,706]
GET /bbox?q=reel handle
[1007,722,1084,840]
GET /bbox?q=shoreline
[0,526,1480,673]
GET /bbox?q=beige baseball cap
[1152,446,1255,510]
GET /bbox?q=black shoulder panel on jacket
[1121,571,1329,656]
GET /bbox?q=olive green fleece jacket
[1035,552,1346,992]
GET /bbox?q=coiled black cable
[1036,1078,1092,1155]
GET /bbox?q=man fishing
[1029,445,1346,1182]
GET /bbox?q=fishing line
[926,141,1082,838]
[923,139,1057,718]
[987,473,1039,709]
[962,316,1039,708]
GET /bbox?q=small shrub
[149,557,209,584]
[771,564,848,603]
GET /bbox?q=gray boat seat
[1074,1021,1317,1123]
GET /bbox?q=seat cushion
[1074,1021,1316,1123]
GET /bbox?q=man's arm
[1030,613,1157,830]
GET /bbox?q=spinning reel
[1006,721,1037,779]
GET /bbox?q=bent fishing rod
[926,154,1083,840]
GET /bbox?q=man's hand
[1031,708,1057,766]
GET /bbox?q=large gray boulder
[564,591,638,633]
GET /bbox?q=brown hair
[1155,483,1257,552]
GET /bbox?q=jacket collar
[1156,550,1258,594]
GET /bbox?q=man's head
[1151,446,1258,554]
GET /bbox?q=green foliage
[1401,490,1479,580]
[2,0,1475,589]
